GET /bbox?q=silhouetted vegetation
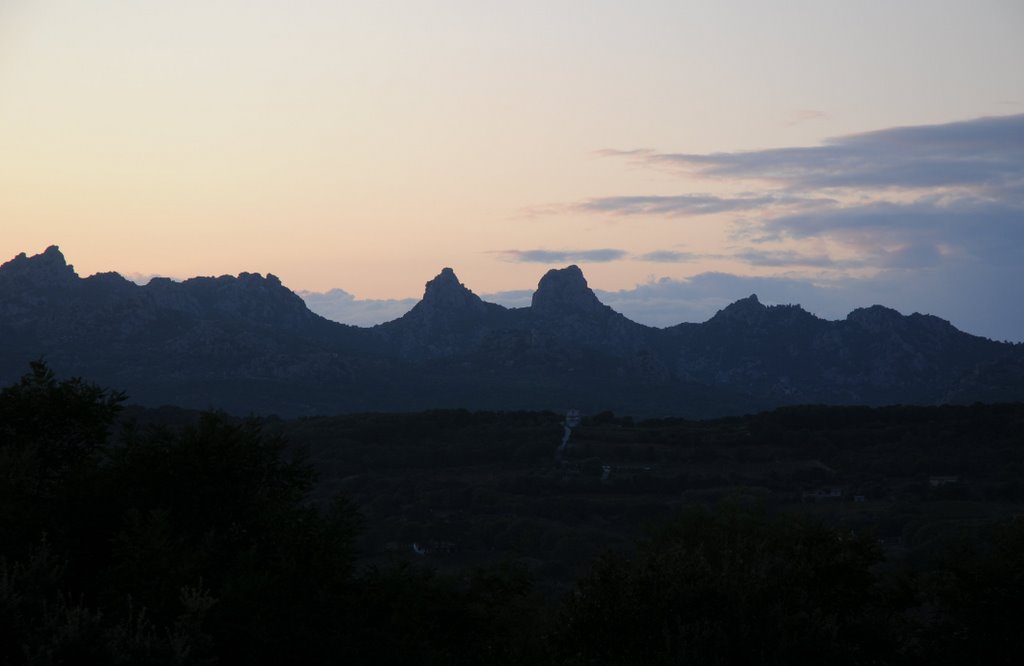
[2,364,1022,663]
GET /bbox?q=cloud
[481,289,533,309]
[635,250,701,263]
[784,109,830,126]
[121,272,181,285]
[524,193,827,219]
[575,193,778,216]
[298,289,416,327]
[642,113,1024,191]
[496,246,869,268]
[764,195,1024,268]
[636,248,866,268]
[594,148,655,159]
[733,250,852,268]
[497,248,628,263]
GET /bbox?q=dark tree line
[1,363,1022,664]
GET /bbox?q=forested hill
[3,365,1023,663]
[2,245,1022,417]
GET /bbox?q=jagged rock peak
[531,265,606,316]
[236,271,283,287]
[734,293,761,306]
[711,294,766,324]
[421,267,485,310]
[40,245,66,261]
[725,293,763,310]
[0,245,78,285]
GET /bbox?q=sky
[2,1,1023,340]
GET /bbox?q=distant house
[929,475,960,487]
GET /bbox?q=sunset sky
[2,1,1022,340]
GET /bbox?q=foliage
[553,505,902,665]
[917,517,1024,665]
[0,363,355,664]
[1,364,1021,663]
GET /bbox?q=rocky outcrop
[421,268,488,313]
[0,245,78,289]
[531,265,608,318]
[526,265,654,363]
[708,294,767,325]
[374,268,512,358]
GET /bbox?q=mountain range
[2,246,1022,418]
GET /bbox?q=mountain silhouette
[2,246,1021,417]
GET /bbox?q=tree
[0,361,124,464]
[554,505,901,665]
[0,364,361,664]
[0,361,125,557]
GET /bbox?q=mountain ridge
[2,246,1021,417]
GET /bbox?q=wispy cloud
[496,247,859,268]
[641,114,1024,191]
[734,250,847,268]
[784,109,830,126]
[637,248,864,268]
[588,114,1024,274]
[496,248,629,263]
[593,148,655,159]
[635,250,701,263]
[764,195,1024,267]
[576,194,778,216]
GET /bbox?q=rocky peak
[420,267,487,312]
[200,271,304,304]
[133,270,316,330]
[237,271,281,286]
[531,265,607,317]
[0,245,78,287]
[710,294,766,325]
[846,305,904,332]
